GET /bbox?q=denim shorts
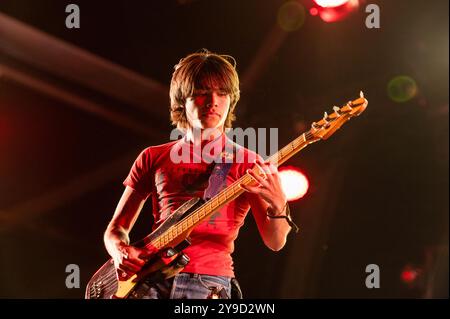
[130,273,232,299]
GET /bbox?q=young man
[103,50,295,299]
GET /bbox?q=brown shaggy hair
[169,49,240,129]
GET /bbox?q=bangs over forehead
[183,57,237,96]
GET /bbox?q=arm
[240,159,293,251]
[104,186,156,279]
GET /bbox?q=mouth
[202,112,220,117]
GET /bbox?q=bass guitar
[85,92,368,299]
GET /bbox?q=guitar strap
[203,161,233,201]
[203,138,237,201]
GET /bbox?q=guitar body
[85,197,204,299]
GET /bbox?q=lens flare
[277,2,306,32]
[387,75,418,103]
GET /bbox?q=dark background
[0,0,448,298]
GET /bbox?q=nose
[205,92,216,108]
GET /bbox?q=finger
[116,269,130,280]
[131,257,147,266]
[253,162,268,177]
[116,267,133,280]
[118,264,139,276]
[258,159,278,177]
[239,183,261,194]
[138,249,155,261]
[267,163,278,175]
[247,167,267,186]
[258,163,276,183]
[252,165,271,188]
[121,251,129,260]
[122,260,143,273]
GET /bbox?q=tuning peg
[323,112,329,120]
[311,122,320,129]
[333,106,341,115]
[360,91,364,98]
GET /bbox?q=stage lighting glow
[312,0,359,23]
[277,1,306,32]
[400,265,422,285]
[401,270,418,283]
[387,75,418,103]
[279,168,309,201]
[314,0,350,8]
[310,7,319,16]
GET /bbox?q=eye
[193,91,208,97]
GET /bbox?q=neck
[186,127,224,146]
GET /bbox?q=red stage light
[279,167,309,201]
[401,270,418,283]
[311,0,359,23]
[314,0,351,8]
[310,7,319,16]
[400,264,422,285]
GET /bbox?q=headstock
[308,91,368,140]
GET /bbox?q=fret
[208,198,214,212]
[152,239,160,249]
[212,196,219,210]
[288,143,294,153]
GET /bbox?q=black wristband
[266,203,299,233]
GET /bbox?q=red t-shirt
[123,134,260,277]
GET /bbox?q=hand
[240,158,287,214]
[112,243,157,281]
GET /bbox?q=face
[185,85,231,131]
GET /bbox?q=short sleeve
[123,148,153,199]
